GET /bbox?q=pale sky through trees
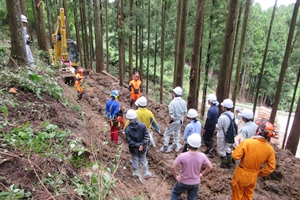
[254,0,296,10]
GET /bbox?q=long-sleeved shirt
[204,104,219,131]
[240,121,257,140]
[232,136,276,177]
[124,107,159,133]
[168,97,187,121]
[183,120,201,142]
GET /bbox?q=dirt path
[66,70,299,200]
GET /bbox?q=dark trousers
[203,129,214,149]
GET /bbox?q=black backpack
[222,113,238,144]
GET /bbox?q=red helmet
[256,120,275,138]
[78,69,84,73]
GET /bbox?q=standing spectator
[125,109,152,179]
[216,99,235,168]
[75,68,84,100]
[182,109,201,152]
[236,109,257,145]
[21,14,34,66]
[105,90,124,144]
[171,133,213,200]
[231,121,276,200]
[124,96,160,147]
[160,86,187,153]
[128,72,142,108]
[202,94,219,158]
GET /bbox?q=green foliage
[0,66,63,100]
[0,184,32,200]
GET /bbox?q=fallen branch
[150,175,167,200]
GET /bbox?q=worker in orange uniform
[128,72,142,108]
[231,120,276,200]
[75,68,84,100]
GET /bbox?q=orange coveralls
[232,137,276,200]
[75,73,83,94]
[129,79,142,102]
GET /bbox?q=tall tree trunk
[239,60,248,98]
[232,0,250,105]
[105,0,110,72]
[63,0,70,39]
[135,0,138,72]
[270,0,299,123]
[283,68,300,150]
[95,0,104,72]
[118,0,125,86]
[201,0,214,120]
[88,0,94,69]
[146,0,150,94]
[173,0,182,86]
[286,94,300,155]
[216,0,239,115]
[35,0,48,51]
[154,29,157,85]
[74,0,83,68]
[139,8,143,82]
[6,0,27,65]
[80,0,88,68]
[187,0,205,110]
[160,0,166,103]
[45,0,53,46]
[128,0,133,79]
[173,0,189,88]
[19,0,26,14]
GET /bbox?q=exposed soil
[0,69,300,200]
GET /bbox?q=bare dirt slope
[1,69,300,200]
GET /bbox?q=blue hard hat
[110,90,119,98]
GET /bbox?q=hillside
[0,66,299,200]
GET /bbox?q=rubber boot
[143,163,152,179]
[219,156,227,168]
[226,152,232,168]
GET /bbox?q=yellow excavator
[49,8,79,84]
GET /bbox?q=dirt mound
[1,69,300,199]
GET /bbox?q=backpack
[222,113,238,144]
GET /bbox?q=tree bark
[95,0,104,72]
[146,0,150,94]
[63,0,70,39]
[173,0,182,86]
[173,0,189,88]
[74,0,83,67]
[45,0,53,46]
[160,0,166,103]
[35,0,48,51]
[216,0,239,115]
[187,0,205,110]
[118,0,125,86]
[19,0,26,15]
[128,0,133,79]
[6,0,27,66]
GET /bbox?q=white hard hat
[221,99,234,108]
[126,109,137,119]
[187,133,201,148]
[207,94,217,101]
[241,109,253,119]
[173,86,182,95]
[187,109,198,118]
[138,96,147,107]
[135,98,140,107]
[21,15,28,23]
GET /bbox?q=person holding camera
[21,15,34,66]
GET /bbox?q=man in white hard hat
[171,133,212,199]
[21,14,34,66]
[216,98,235,168]
[124,109,152,179]
[124,96,160,147]
[160,86,187,153]
[237,109,257,145]
[202,94,219,158]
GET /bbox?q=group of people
[104,72,276,200]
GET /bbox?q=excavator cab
[67,39,79,67]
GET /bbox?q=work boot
[208,149,215,158]
[133,169,140,177]
[171,143,182,152]
[143,164,152,180]
[226,152,233,168]
[219,156,227,168]
[160,146,172,153]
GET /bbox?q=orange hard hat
[256,120,275,138]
